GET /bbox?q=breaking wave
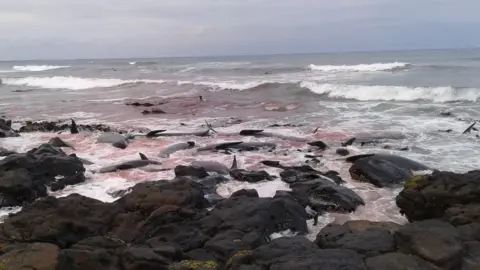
[179,79,480,102]
[300,82,480,102]
[12,65,70,72]
[308,62,411,72]
[2,76,165,90]
[177,80,270,91]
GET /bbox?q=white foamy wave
[129,62,137,65]
[12,65,70,72]
[308,62,410,72]
[2,76,165,90]
[177,80,269,91]
[301,82,480,102]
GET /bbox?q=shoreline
[0,118,479,269]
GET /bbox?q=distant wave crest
[2,76,165,90]
[12,65,70,72]
[180,79,479,102]
[308,62,411,72]
[300,82,479,102]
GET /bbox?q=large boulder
[365,253,442,270]
[462,241,480,270]
[315,220,399,257]
[0,243,60,270]
[396,170,480,224]
[394,219,464,270]
[250,236,367,270]
[0,118,18,138]
[282,171,364,213]
[115,178,208,215]
[1,194,122,248]
[56,236,126,270]
[0,146,86,207]
[111,178,209,243]
[0,169,47,207]
[0,147,16,157]
[199,191,309,239]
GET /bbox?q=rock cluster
[1,126,480,269]
[1,170,479,270]
[0,144,85,207]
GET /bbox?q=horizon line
[1,45,479,62]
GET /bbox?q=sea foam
[2,76,165,90]
[12,65,70,72]
[308,62,410,72]
[301,82,480,102]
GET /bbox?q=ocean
[1,48,480,238]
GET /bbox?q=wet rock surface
[2,121,480,269]
[396,170,480,224]
[0,168,480,270]
[0,144,86,207]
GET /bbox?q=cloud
[0,0,479,59]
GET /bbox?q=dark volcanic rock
[121,246,173,270]
[0,243,60,270]
[396,170,480,224]
[394,219,463,269]
[0,118,12,128]
[251,237,367,270]
[19,120,116,133]
[115,178,208,215]
[48,137,74,148]
[0,145,86,206]
[0,118,18,137]
[111,178,209,243]
[456,223,480,242]
[0,169,47,207]
[0,147,16,157]
[366,253,442,270]
[200,195,309,240]
[462,241,480,270]
[231,189,259,198]
[315,220,398,257]
[174,165,209,178]
[229,169,273,183]
[283,171,364,213]
[1,194,122,248]
[349,154,429,188]
[57,236,125,270]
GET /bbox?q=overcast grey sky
[1,0,479,60]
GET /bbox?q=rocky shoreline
[0,119,479,269]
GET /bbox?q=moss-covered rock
[169,260,218,270]
[403,175,429,189]
[225,249,253,269]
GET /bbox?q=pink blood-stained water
[0,126,407,234]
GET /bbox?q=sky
[1,0,480,60]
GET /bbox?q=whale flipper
[463,122,477,134]
[205,120,218,134]
[146,130,167,138]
